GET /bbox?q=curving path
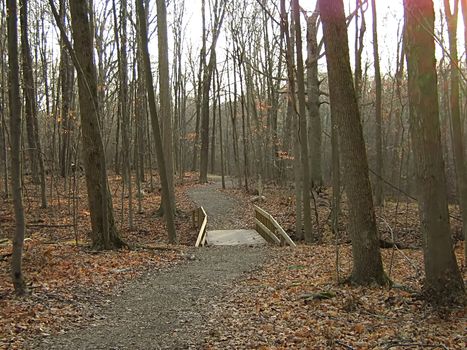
[31,181,268,350]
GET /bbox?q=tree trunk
[191,48,203,172]
[280,0,302,238]
[306,12,323,188]
[354,0,366,103]
[19,1,37,183]
[112,0,133,228]
[216,68,226,189]
[404,0,464,303]
[292,0,313,243]
[68,0,124,250]
[58,0,73,178]
[20,0,47,208]
[371,0,383,206]
[7,0,27,295]
[136,0,177,243]
[0,29,9,198]
[238,56,249,192]
[210,68,217,175]
[319,0,387,285]
[199,0,226,184]
[156,0,175,210]
[444,0,467,263]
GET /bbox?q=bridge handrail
[254,205,296,247]
[193,207,208,247]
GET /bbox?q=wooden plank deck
[206,229,267,246]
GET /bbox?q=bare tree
[354,0,366,102]
[371,0,383,206]
[58,0,74,178]
[306,9,323,188]
[112,0,133,228]
[292,0,313,242]
[0,3,8,198]
[156,0,176,210]
[443,0,467,262]
[404,0,464,303]
[319,0,387,285]
[135,0,177,243]
[199,0,226,184]
[63,0,125,249]
[7,0,27,295]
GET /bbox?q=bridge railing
[193,207,208,247]
[254,205,296,247]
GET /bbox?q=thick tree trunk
[404,0,464,303]
[319,0,387,285]
[68,0,124,250]
[7,0,27,295]
[444,0,467,263]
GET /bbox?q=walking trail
[33,179,268,350]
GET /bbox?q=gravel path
[32,182,268,350]
[187,181,245,230]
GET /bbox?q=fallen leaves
[203,245,466,349]
[0,172,202,349]
[1,176,466,349]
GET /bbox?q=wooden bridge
[192,205,296,247]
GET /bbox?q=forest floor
[0,173,466,349]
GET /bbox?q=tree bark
[7,0,27,295]
[306,12,323,188]
[354,0,366,103]
[112,0,133,228]
[156,0,175,209]
[443,0,467,264]
[20,0,47,208]
[292,0,313,243]
[0,22,9,198]
[404,0,464,303]
[68,0,124,249]
[199,0,226,184]
[319,0,387,285]
[371,0,383,206]
[136,0,177,243]
[58,0,74,178]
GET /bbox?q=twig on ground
[384,341,448,349]
[335,340,355,349]
[132,244,182,252]
[27,223,74,228]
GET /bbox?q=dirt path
[32,181,268,350]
